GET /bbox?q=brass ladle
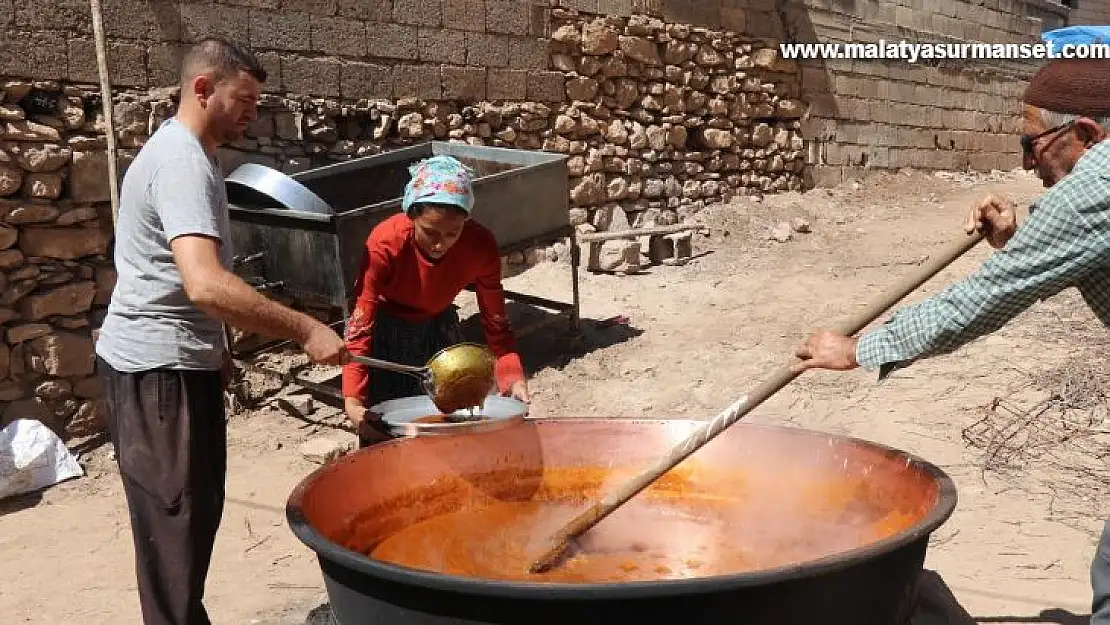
[351,342,496,413]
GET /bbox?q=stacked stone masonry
[0,80,114,439]
[0,0,1087,436]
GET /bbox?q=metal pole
[89,0,121,227]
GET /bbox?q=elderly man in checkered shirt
[794,57,1110,622]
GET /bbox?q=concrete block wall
[1071,0,1110,24]
[0,0,558,101]
[788,0,1066,185]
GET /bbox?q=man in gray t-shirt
[95,38,348,625]
[96,115,235,371]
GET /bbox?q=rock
[605,120,629,145]
[55,316,88,329]
[0,162,23,196]
[791,217,811,233]
[2,398,50,425]
[5,142,71,172]
[19,226,108,259]
[607,177,629,201]
[274,112,302,141]
[35,379,72,401]
[95,265,116,305]
[551,25,581,48]
[588,239,640,273]
[3,120,61,142]
[27,332,95,377]
[55,205,98,225]
[701,128,733,149]
[752,123,774,148]
[69,150,111,202]
[300,436,355,465]
[6,203,59,224]
[581,20,619,55]
[0,249,22,269]
[0,105,24,121]
[770,222,793,242]
[664,40,697,64]
[566,77,599,101]
[22,172,62,199]
[66,399,107,438]
[775,99,806,119]
[552,54,576,72]
[0,224,16,249]
[646,125,667,150]
[696,45,725,66]
[21,281,96,320]
[568,207,588,226]
[566,155,586,177]
[554,114,576,134]
[0,380,23,402]
[59,98,85,130]
[0,280,34,306]
[113,101,148,136]
[9,264,38,281]
[7,323,51,343]
[569,173,606,206]
[398,113,423,138]
[667,125,687,149]
[619,36,661,65]
[74,376,104,399]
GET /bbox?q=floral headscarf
[401,155,476,216]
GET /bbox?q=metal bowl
[370,394,528,437]
[425,343,497,414]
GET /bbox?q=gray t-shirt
[96,118,233,372]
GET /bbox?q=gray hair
[1039,107,1110,131]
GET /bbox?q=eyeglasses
[1020,120,1076,155]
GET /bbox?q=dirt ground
[3,166,1107,625]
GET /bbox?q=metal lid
[370,395,528,437]
[225,163,333,215]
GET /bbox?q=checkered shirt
[856,138,1110,378]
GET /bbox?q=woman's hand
[344,397,391,444]
[506,379,530,404]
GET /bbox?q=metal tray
[369,395,529,437]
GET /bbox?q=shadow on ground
[461,301,645,377]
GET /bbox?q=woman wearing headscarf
[341,155,529,446]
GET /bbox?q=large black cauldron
[286,419,958,625]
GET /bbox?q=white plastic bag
[0,418,84,500]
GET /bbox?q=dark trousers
[1092,519,1110,623]
[97,356,228,625]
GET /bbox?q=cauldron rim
[286,419,958,599]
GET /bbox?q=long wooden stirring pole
[528,229,985,574]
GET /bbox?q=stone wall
[546,9,807,254]
[0,80,114,438]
